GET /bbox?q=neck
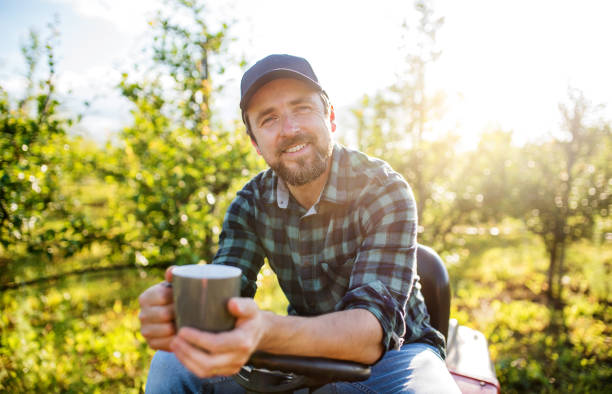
[287,158,332,209]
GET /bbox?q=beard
[271,132,333,186]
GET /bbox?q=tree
[103,0,261,267]
[350,0,465,249]
[460,130,524,222]
[517,89,611,306]
[0,25,102,284]
[391,0,446,220]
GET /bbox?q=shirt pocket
[317,258,353,306]
[297,257,353,313]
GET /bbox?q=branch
[0,260,173,292]
[0,190,10,231]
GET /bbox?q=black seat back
[416,244,451,340]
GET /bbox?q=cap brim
[240,69,323,111]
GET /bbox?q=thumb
[165,265,175,283]
[228,297,258,319]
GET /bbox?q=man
[139,54,460,393]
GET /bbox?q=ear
[250,137,262,155]
[329,105,336,133]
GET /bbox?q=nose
[280,113,300,136]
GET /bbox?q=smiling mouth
[283,143,307,153]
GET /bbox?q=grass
[1,227,610,392]
[448,226,611,393]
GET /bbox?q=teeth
[285,143,306,153]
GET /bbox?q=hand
[138,266,176,351]
[170,297,267,378]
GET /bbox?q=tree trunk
[555,241,566,307]
[415,157,426,222]
[547,240,558,306]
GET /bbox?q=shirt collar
[270,143,349,209]
[320,144,349,205]
[276,176,290,209]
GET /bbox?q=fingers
[140,320,176,351]
[138,282,173,307]
[165,265,175,283]
[171,336,247,378]
[227,297,258,319]
[177,327,217,351]
[177,327,254,355]
[170,300,264,379]
[138,278,176,351]
[147,335,175,352]
[141,322,175,339]
[139,304,174,323]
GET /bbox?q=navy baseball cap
[240,54,324,112]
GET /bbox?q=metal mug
[172,264,242,332]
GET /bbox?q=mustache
[277,133,315,154]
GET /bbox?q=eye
[295,105,311,113]
[260,115,277,127]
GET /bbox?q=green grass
[0,270,155,393]
[1,229,610,392]
[449,228,611,393]
[0,262,289,393]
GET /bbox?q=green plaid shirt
[213,144,444,355]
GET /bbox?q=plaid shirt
[213,144,445,355]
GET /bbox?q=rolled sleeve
[336,280,407,351]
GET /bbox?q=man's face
[246,78,334,186]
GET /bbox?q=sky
[1,0,611,147]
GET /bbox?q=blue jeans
[145,343,460,393]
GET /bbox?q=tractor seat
[416,244,451,340]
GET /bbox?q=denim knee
[145,351,206,394]
[145,351,244,394]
